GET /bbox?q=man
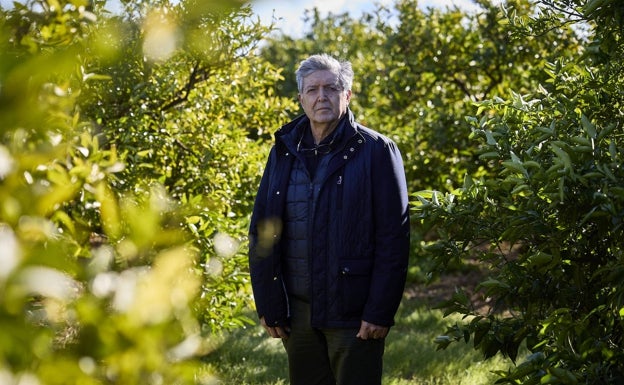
[248,53,410,385]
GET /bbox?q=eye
[327,86,342,94]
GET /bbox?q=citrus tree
[260,0,623,382]
[259,0,583,280]
[413,0,624,382]
[0,0,297,383]
[261,0,581,194]
[76,0,298,330]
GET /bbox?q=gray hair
[295,54,354,94]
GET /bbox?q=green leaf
[502,160,529,178]
[550,142,572,171]
[477,279,511,290]
[580,114,597,139]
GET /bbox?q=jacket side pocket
[338,259,372,318]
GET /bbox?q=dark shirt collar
[296,113,347,151]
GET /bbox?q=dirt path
[404,267,498,314]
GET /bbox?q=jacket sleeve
[248,147,290,326]
[249,148,273,264]
[363,138,410,326]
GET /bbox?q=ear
[298,94,302,104]
[345,90,352,103]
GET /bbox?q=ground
[404,264,498,314]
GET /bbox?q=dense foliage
[0,0,297,383]
[261,0,623,383]
[260,0,581,195]
[416,1,624,383]
[2,0,622,383]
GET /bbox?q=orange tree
[260,0,623,382]
[260,0,581,194]
[413,0,624,383]
[0,0,297,383]
[259,0,582,278]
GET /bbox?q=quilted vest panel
[283,158,312,301]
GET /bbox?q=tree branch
[161,61,204,111]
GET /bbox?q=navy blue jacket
[248,109,410,329]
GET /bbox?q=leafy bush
[0,0,298,383]
[413,0,624,382]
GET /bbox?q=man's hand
[260,317,290,339]
[356,320,389,340]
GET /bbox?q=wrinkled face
[298,70,351,130]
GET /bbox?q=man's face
[298,70,351,130]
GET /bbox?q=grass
[200,294,515,384]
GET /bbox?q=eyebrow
[304,84,341,91]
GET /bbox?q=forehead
[302,70,339,88]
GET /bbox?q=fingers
[376,328,389,339]
[275,326,290,339]
[264,325,275,338]
[260,318,289,339]
[357,330,383,340]
[356,323,367,339]
[265,326,289,339]
[357,321,389,340]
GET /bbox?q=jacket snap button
[343,155,348,159]
[350,147,354,152]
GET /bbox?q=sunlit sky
[0,0,492,38]
[250,0,484,37]
[0,0,486,31]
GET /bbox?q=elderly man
[249,53,410,385]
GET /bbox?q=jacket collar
[275,108,359,153]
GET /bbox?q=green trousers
[282,298,385,385]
